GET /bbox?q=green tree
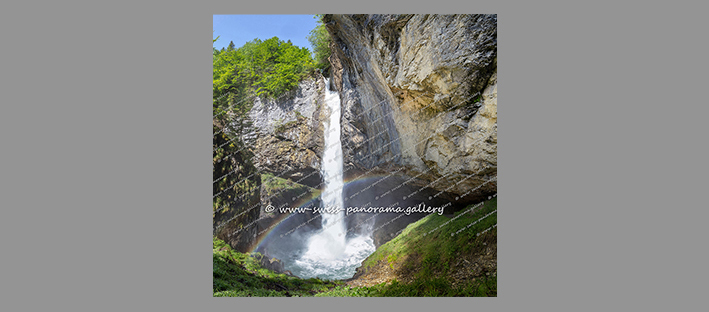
[212,35,319,217]
[213,34,220,55]
[307,14,331,73]
[213,36,316,116]
[227,41,236,51]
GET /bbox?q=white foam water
[289,78,375,280]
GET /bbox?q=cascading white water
[290,78,375,280]
[305,77,347,259]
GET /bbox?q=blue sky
[213,15,319,52]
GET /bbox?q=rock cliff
[324,14,497,204]
[215,77,327,253]
[220,14,498,253]
[212,119,262,252]
[246,77,328,189]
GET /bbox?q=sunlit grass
[213,198,497,297]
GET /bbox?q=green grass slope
[213,197,497,297]
[318,196,498,297]
[213,237,342,297]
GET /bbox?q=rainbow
[248,175,390,253]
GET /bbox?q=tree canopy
[212,16,333,140]
[212,16,334,243]
[307,15,331,73]
[213,37,316,112]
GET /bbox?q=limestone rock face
[246,77,328,188]
[324,14,497,205]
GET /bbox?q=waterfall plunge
[305,77,347,259]
[291,78,375,280]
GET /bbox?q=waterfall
[290,77,375,280]
[305,78,347,259]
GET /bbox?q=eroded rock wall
[325,14,497,204]
[246,77,328,188]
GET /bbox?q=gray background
[1,0,706,310]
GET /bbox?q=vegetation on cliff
[213,20,330,236]
[212,23,331,124]
[307,14,331,73]
[212,36,317,152]
[213,37,315,103]
[261,172,319,199]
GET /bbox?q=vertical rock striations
[325,14,497,205]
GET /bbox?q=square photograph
[212,14,497,297]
